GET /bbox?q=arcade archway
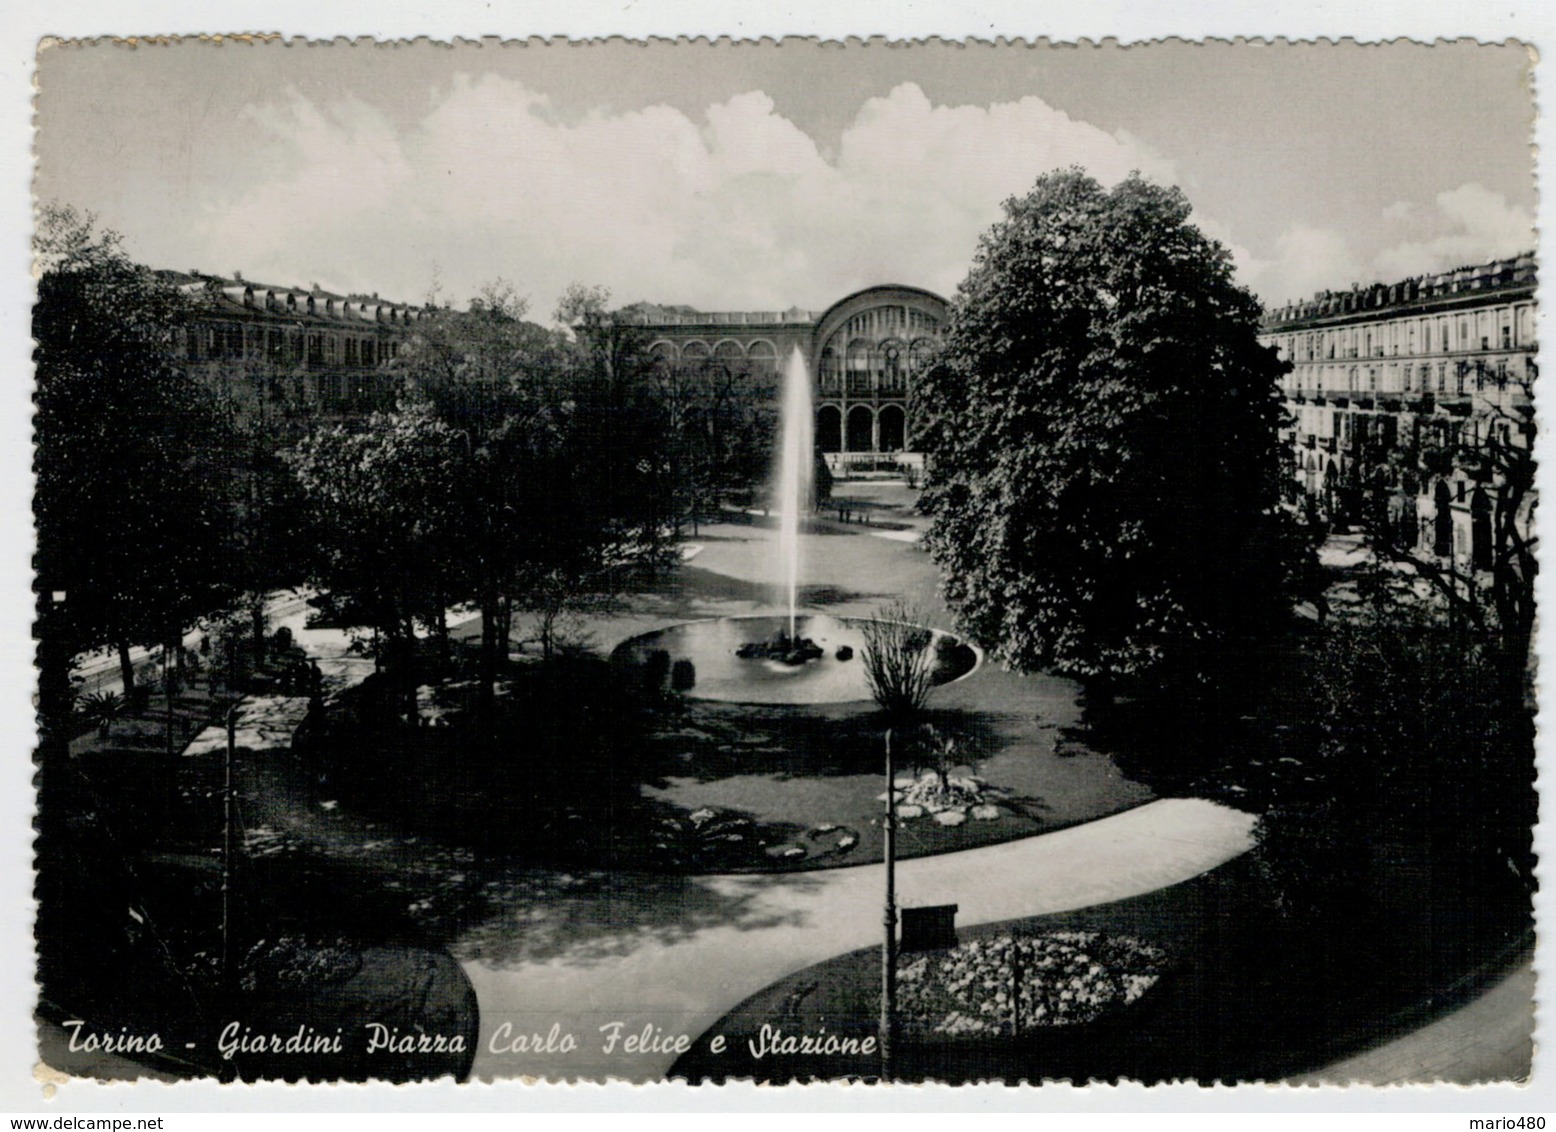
[846,405,874,452]
[816,405,842,453]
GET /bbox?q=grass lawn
[287,484,1154,873]
[669,847,1531,1084]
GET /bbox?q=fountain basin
[613,613,979,705]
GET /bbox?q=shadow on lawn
[647,703,1008,785]
[626,564,774,612]
[298,657,836,872]
[454,867,825,969]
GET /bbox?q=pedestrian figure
[307,659,324,714]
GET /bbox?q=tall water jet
[775,346,814,638]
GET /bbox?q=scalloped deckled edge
[15,22,1548,1112]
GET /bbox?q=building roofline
[1262,252,1536,330]
[812,283,950,334]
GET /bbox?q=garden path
[461,795,1257,1082]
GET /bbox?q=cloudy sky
[33,38,1536,318]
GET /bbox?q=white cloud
[1241,225,1364,306]
[190,79,1174,316]
[1189,211,1259,284]
[1372,183,1534,280]
[1380,199,1422,225]
[1244,183,1534,306]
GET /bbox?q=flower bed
[898,931,1167,1037]
[884,771,1009,825]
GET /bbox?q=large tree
[287,400,467,715]
[555,283,680,565]
[390,281,654,709]
[643,358,776,536]
[376,282,568,710]
[916,170,1303,692]
[33,204,237,696]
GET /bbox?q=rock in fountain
[735,632,824,666]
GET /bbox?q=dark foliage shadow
[298,658,832,873]
[452,867,825,969]
[644,703,1008,785]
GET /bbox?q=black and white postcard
[14,21,1547,1115]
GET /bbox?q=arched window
[846,339,873,395]
[1471,488,1493,571]
[746,340,778,379]
[910,338,939,376]
[713,340,745,370]
[819,346,841,393]
[880,340,907,394]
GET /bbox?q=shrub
[670,659,697,692]
[643,649,672,694]
[909,722,975,792]
[859,600,936,720]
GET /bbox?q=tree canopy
[290,281,668,710]
[33,204,237,689]
[915,169,1303,690]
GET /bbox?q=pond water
[612,613,978,705]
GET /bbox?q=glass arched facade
[628,283,949,461]
[812,291,946,456]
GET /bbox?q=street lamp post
[880,728,897,1082]
[221,704,238,995]
[38,588,72,792]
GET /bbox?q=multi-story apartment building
[1259,253,1536,571]
[164,274,950,474]
[163,270,428,437]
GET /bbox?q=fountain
[612,346,979,704]
[775,346,813,639]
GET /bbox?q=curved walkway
[461,796,1258,1082]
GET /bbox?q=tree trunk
[251,594,266,674]
[477,585,499,722]
[117,638,137,697]
[435,603,451,671]
[401,613,419,724]
[497,591,514,660]
[166,630,181,699]
[539,608,556,661]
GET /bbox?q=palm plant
[77,690,125,739]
